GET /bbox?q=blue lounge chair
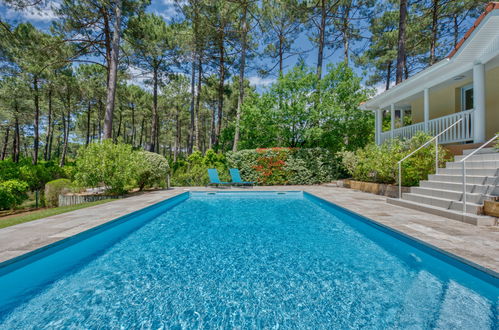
[229,168,255,186]
[207,168,231,187]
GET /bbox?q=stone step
[462,147,497,155]
[438,167,498,176]
[402,193,482,214]
[410,187,484,204]
[454,152,499,162]
[387,198,497,226]
[445,160,499,169]
[419,180,493,194]
[427,174,498,185]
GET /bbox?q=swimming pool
[0,191,497,328]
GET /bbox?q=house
[361,2,499,149]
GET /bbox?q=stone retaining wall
[343,179,410,198]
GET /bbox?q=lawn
[0,199,115,229]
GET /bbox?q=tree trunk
[60,110,69,167]
[131,104,135,146]
[194,56,202,150]
[13,115,20,163]
[429,0,439,65]
[396,0,408,84]
[278,33,284,76]
[139,117,145,148]
[233,1,248,152]
[149,67,159,152]
[453,14,459,48]
[1,126,10,161]
[316,0,326,80]
[174,105,180,162]
[86,101,92,146]
[215,33,225,147]
[189,58,196,153]
[44,88,53,160]
[342,5,351,65]
[98,99,103,141]
[385,60,392,91]
[103,0,122,140]
[33,75,40,164]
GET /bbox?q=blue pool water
[0,191,497,328]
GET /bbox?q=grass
[0,199,115,229]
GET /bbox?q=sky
[0,0,375,92]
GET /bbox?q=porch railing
[380,109,475,144]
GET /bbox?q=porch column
[375,109,382,145]
[390,104,395,139]
[473,62,486,143]
[400,109,405,127]
[424,88,430,132]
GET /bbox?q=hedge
[226,147,342,185]
[44,179,73,207]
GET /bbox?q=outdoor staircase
[388,147,499,226]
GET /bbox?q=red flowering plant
[253,148,295,185]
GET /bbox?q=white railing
[380,109,475,144]
[459,134,499,214]
[397,119,464,199]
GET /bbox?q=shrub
[0,159,73,191]
[135,151,169,190]
[226,147,342,185]
[339,132,449,186]
[170,150,228,186]
[44,179,72,207]
[74,141,138,195]
[0,180,29,210]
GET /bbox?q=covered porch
[371,59,489,146]
[362,4,499,146]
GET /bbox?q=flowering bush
[227,148,342,185]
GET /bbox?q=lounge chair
[229,168,255,186]
[207,168,231,187]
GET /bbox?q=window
[461,84,473,111]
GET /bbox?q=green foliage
[339,132,449,186]
[226,148,341,185]
[0,159,72,191]
[44,179,73,207]
[135,151,169,190]
[238,62,373,152]
[170,150,228,186]
[75,141,138,195]
[0,180,29,210]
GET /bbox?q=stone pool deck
[0,186,498,275]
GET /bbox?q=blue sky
[1,0,373,91]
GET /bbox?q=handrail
[397,118,464,199]
[458,134,499,214]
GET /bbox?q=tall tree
[396,0,408,84]
[126,13,175,152]
[55,0,149,140]
[261,0,305,77]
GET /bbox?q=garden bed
[483,200,499,218]
[343,179,410,198]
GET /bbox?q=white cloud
[4,2,59,22]
[248,76,276,87]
